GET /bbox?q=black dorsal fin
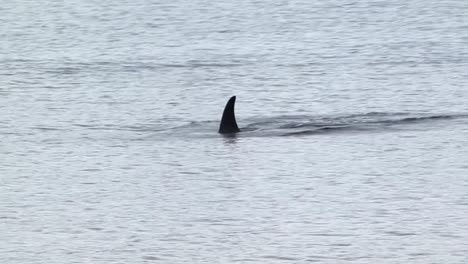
[218,96,240,133]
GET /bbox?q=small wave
[250,112,467,138]
[158,61,244,69]
[279,113,465,136]
[32,126,65,131]
[282,125,356,136]
[262,255,301,261]
[398,114,457,122]
[384,231,418,236]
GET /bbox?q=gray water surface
[2,1,468,263]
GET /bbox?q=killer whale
[215,96,465,136]
[219,96,240,133]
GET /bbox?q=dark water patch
[3,58,251,78]
[329,243,352,247]
[147,112,468,139]
[43,59,247,73]
[87,227,104,231]
[32,126,66,131]
[281,125,357,136]
[308,233,355,237]
[246,112,467,137]
[306,256,332,262]
[216,29,241,34]
[408,252,434,257]
[232,258,257,262]
[384,231,418,236]
[158,61,244,68]
[80,168,101,172]
[0,216,18,220]
[262,255,301,261]
[0,58,40,63]
[73,123,167,132]
[142,256,162,261]
[44,67,82,75]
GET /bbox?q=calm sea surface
[2,1,468,263]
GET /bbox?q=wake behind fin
[218,96,240,133]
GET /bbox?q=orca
[219,96,240,133]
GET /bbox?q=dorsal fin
[219,96,240,133]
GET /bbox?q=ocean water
[2,0,468,263]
